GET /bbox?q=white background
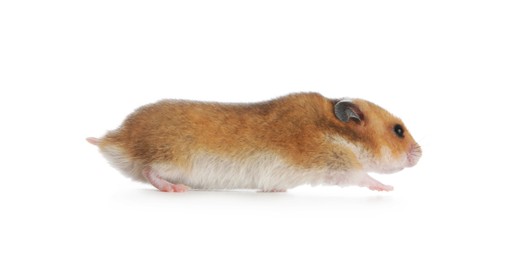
[1,1,512,259]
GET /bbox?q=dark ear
[334,101,364,123]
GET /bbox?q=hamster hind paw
[142,167,189,192]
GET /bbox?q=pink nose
[407,143,422,167]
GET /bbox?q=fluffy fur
[89,92,422,192]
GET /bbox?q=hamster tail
[86,137,101,146]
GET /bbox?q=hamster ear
[334,101,364,123]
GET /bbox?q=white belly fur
[152,152,327,190]
[100,144,328,190]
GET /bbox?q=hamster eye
[394,124,405,138]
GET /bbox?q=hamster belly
[151,152,324,191]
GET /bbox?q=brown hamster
[87,92,422,192]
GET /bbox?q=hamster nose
[407,143,422,167]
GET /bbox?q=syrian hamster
[87,92,422,192]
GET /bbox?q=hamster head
[332,98,422,174]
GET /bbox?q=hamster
[87,92,422,192]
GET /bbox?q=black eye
[394,124,405,138]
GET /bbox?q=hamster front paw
[358,173,394,192]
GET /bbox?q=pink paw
[171,184,189,193]
[368,185,394,192]
[142,167,190,193]
[358,173,394,192]
[157,183,190,193]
